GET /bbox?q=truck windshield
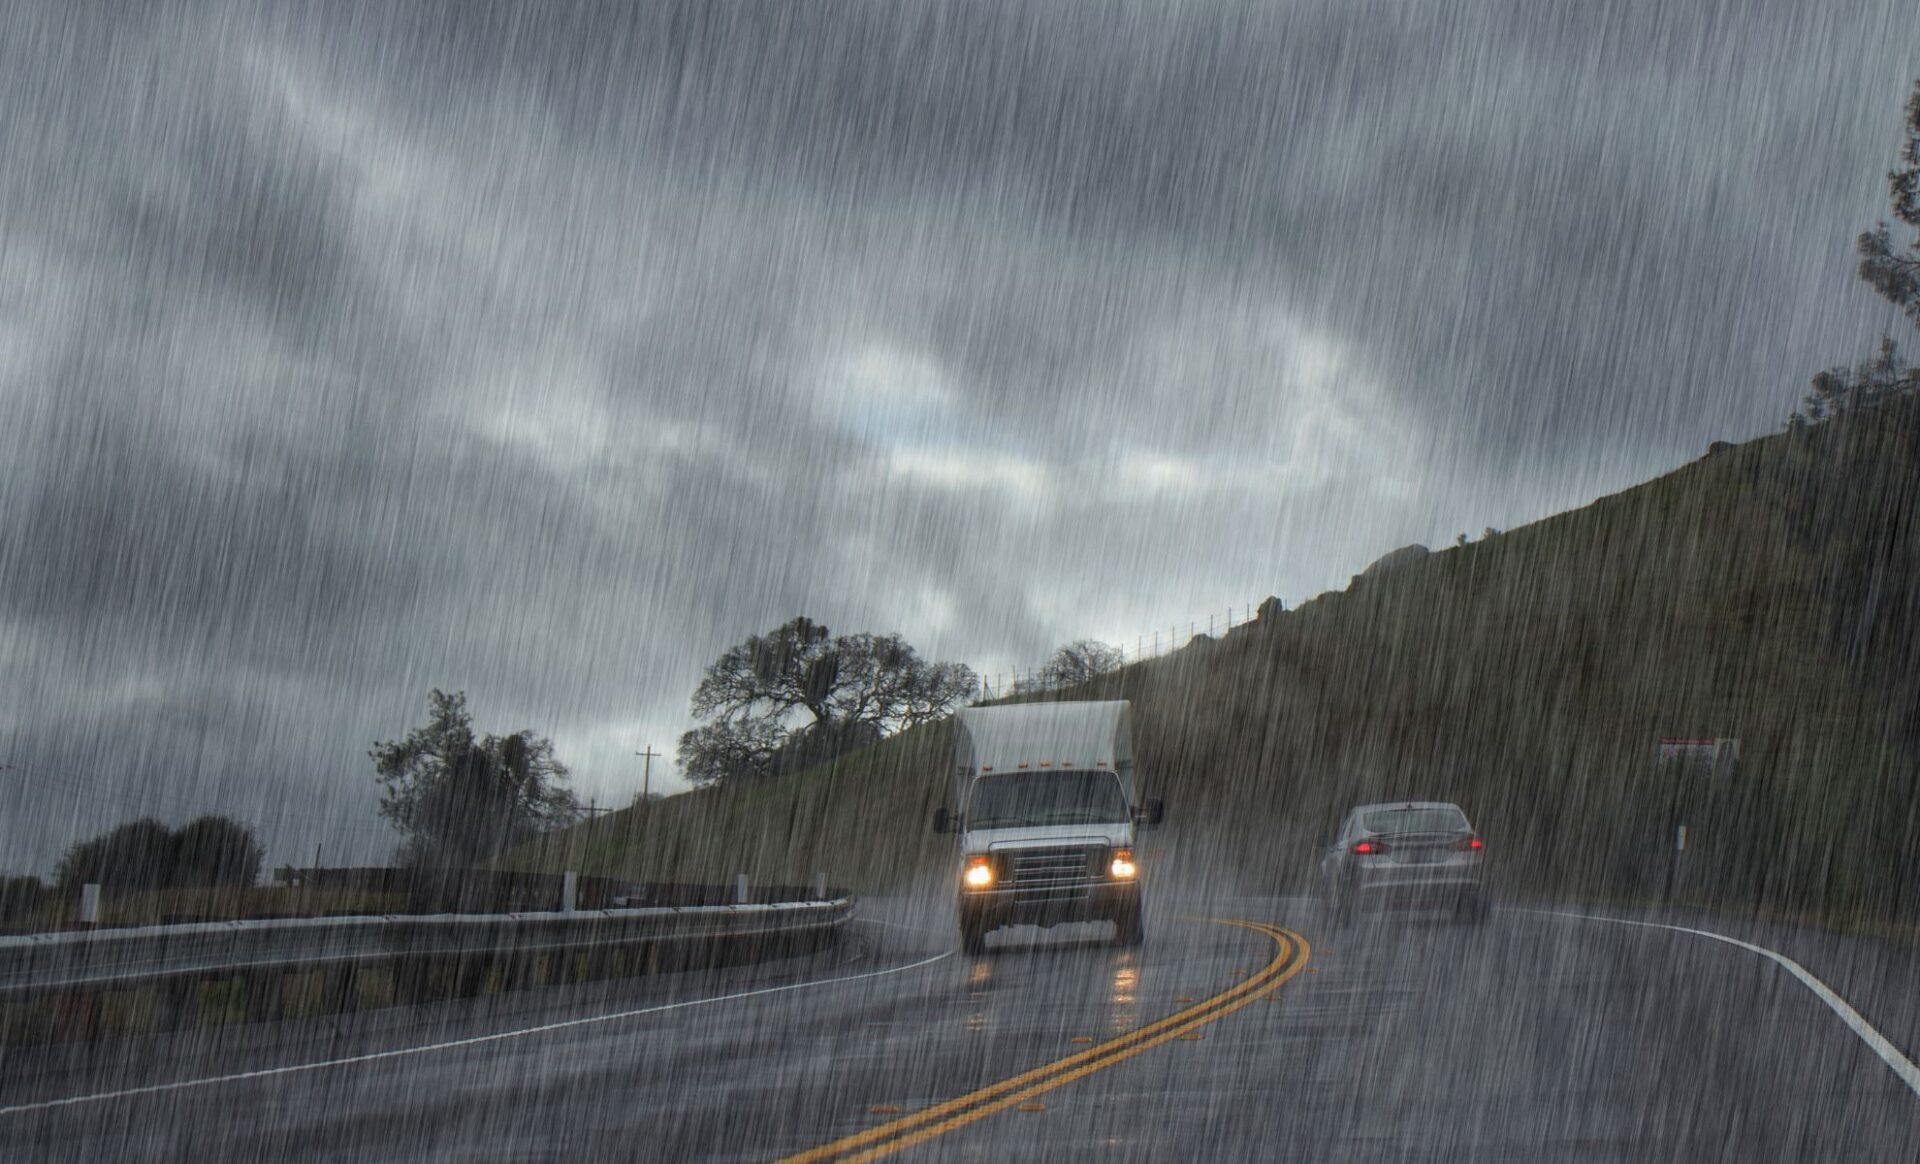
[967,770,1129,828]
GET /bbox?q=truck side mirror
[1139,798,1165,828]
[931,806,951,835]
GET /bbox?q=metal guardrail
[0,896,855,997]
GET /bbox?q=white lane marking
[0,950,952,1117]
[852,917,944,936]
[1542,909,1920,1099]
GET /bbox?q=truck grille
[1007,846,1101,902]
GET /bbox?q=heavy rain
[3,0,1920,1159]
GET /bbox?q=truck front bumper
[959,880,1140,930]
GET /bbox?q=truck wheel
[1112,901,1145,947]
[960,918,989,955]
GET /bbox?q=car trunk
[1376,831,1466,865]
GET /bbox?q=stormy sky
[2,0,1917,875]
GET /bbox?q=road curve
[3,895,1918,1161]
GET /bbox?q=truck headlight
[963,855,994,889]
[1109,849,1137,880]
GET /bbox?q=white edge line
[850,917,943,936]
[1537,909,1920,1099]
[0,949,952,1117]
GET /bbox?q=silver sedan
[1319,801,1487,925]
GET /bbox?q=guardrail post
[734,874,749,905]
[562,870,578,913]
[813,872,827,900]
[79,883,101,925]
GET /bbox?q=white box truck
[932,700,1163,953]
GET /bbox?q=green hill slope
[510,402,1920,924]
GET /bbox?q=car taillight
[1457,836,1485,851]
[1352,840,1388,855]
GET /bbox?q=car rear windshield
[1362,807,1469,835]
[967,770,1128,829]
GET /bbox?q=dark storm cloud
[2,0,1916,873]
[372,0,1914,456]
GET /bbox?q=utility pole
[636,746,660,804]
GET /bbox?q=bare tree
[679,618,977,787]
[675,715,787,789]
[1036,639,1127,691]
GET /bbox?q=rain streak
[3,2,1920,1160]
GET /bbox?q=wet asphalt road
[3,895,1918,1162]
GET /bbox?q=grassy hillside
[506,722,954,892]
[510,402,1920,925]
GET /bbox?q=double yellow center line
[778,919,1310,1163]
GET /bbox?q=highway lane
[908,901,1920,1161]
[0,902,1276,1161]
[3,895,1918,1161]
